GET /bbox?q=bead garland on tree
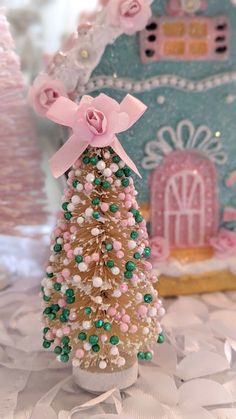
[41,146,165,371]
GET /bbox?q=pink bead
[70,226,77,233]
[69,312,77,321]
[63,232,70,240]
[92,253,100,262]
[115,313,121,320]
[101,334,108,343]
[138,305,148,316]
[54,338,60,346]
[64,243,71,251]
[65,189,73,198]
[62,268,70,278]
[58,299,66,308]
[120,283,128,293]
[55,228,62,236]
[125,201,132,209]
[144,261,152,271]
[118,193,125,200]
[121,220,128,227]
[67,250,74,259]
[45,331,54,340]
[76,349,84,359]
[114,211,121,219]
[74,247,82,255]
[139,272,145,280]
[84,255,91,264]
[63,327,70,335]
[107,307,116,316]
[151,275,158,284]
[130,325,138,334]
[100,202,109,212]
[56,277,64,284]
[120,323,129,333]
[60,223,67,231]
[122,314,130,323]
[85,182,93,192]
[117,251,124,259]
[113,241,122,251]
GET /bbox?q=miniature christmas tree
[0,8,46,237]
[40,93,165,392]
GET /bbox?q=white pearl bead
[75,170,81,176]
[84,342,92,351]
[111,267,120,275]
[86,173,95,183]
[57,238,63,244]
[143,327,149,335]
[115,180,121,187]
[158,307,166,317]
[113,289,122,298]
[79,263,88,272]
[99,361,107,369]
[77,217,84,225]
[72,359,81,367]
[61,285,68,293]
[46,266,53,273]
[148,307,157,317]
[72,195,80,204]
[110,346,119,356]
[93,276,103,288]
[136,292,142,302]
[94,296,103,304]
[104,152,111,159]
[91,227,100,236]
[119,161,125,168]
[56,329,63,338]
[76,183,83,192]
[67,203,74,212]
[49,255,55,262]
[83,321,92,330]
[85,208,93,217]
[128,240,136,249]
[127,218,136,226]
[103,168,112,177]
[117,357,126,367]
[97,161,106,171]
[73,275,81,283]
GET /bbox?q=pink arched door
[150,150,219,248]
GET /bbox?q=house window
[140,16,229,63]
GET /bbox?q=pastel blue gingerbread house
[42,0,236,295]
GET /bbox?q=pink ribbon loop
[46,93,147,178]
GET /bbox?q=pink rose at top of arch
[150,236,170,262]
[209,228,236,258]
[107,0,152,35]
[28,74,67,117]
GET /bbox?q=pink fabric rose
[28,74,67,117]
[210,229,236,258]
[150,236,170,262]
[107,0,152,35]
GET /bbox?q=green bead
[51,304,60,312]
[157,333,165,344]
[94,177,101,186]
[135,214,144,223]
[62,202,69,211]
[53,243,62,253]
[83,156,90,164]
[63,345,72,354]
[48,313,56,321]
[102,180,110,189]
[54,346,62,355]
[121,178,129,187]
[115,169,124,178]
[66,296,75,304]
[84,307,92,315]
[43,327,50,334]
[78,332,87,341]
[92,197,100,205]
[95,320,104,328]
[53,283,61,291]
[126,261,136,271]
[65,288,74,297]
[90,156,98,165]
[43,307,51,315]
[62,308,70,318]
[75,255,83,263]
[92,344,100,353]
[43,295,51,302]
[144,294,153,303]
[108,147,114,154]
[60,353,69,363]
[109,204,119,213]
[124,271,133,279]
[62,336,70,345]
[110,335,119,345]
[124,167,132,177]
[145,351,153,361]
[105,243,113,251]
[137,351,145,360]
[72,179,79,188]
[104,322,112,331]
[64,212,72,220]
[89,335,99,345]
[130,208,138,216]
[112,155,121,163]
[143,247,151,258]
[106,260,115,268]
[43,340,51,349]
[59,315,68,323]
[134,252,141,260]
[46,272,54,278]
[92,211,101,219]
[130,231,138,240]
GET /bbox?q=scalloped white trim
[79,72,236,95]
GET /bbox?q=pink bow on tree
[46,93,147,178]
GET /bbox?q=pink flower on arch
[107,0,152,35]
[210,229,236,258]
[150,236,170,262]
[28,74,67,117]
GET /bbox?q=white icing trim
[142,119,227,170]
[153,254,236,277]
[80,72,236,95]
